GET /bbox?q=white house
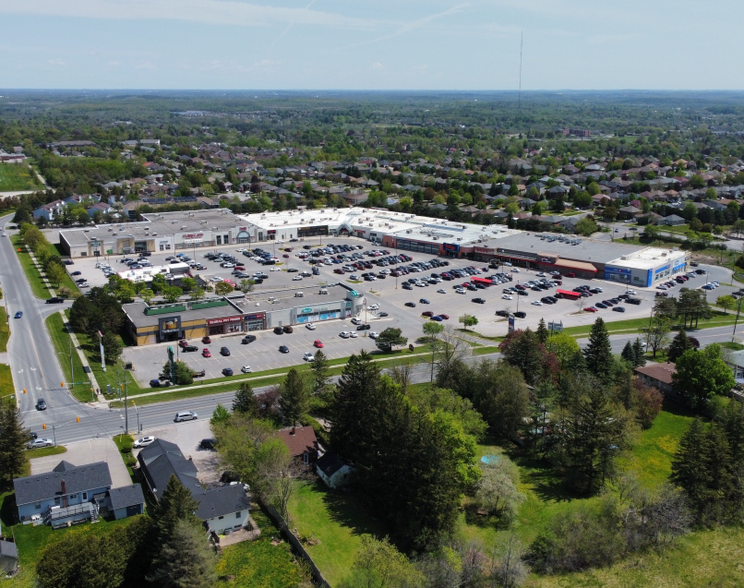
[195,485,251,535]
[316,451,354,489]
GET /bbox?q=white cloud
[371,62,383,70]
[47,58,66,66]
[0,0,374,29]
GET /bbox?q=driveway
[135,418,221,485]
[30,437,132,489]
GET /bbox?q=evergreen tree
[472,362,531,440]
[536,318,549,344]
[0,402,30,482]
[310,349,331,397]
[499,328,555,386]
[278,368,309,426]
[232,382,258,416]
[632,338,646,367]
[147,519,217,588]
[620,341,636,366]
[151,475,200,543]
[583,318,613,383]
[667,329,693,363]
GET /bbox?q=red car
[314,340,324,348]
[439,314,450,320]
[422,311,434,317]
[584,307,597,313]
[178,339,188,348]
[202,348,212,357]
[202,336,211,344]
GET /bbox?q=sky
[1,0,743,90]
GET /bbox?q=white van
[174,411,198,422]
[295,292,304,298]
[319,288,328,295]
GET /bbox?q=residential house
[724,349,744,383]
[618,205,641,220]
[277,426,319,465]
[13,460,112,526]
[137,439,251,536]
[635,362,676,395]
[32,200,65,222]
[107,485,146,520]
[195,486,251,535]
[316,451,354,489]
[660,214,686,226]
[87,202,113,218]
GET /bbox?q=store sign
[182,233,203,240]
[655,264,671,274]
[605,266,631,275]
[158,316,181,334]
[300,308,313,314]
[475,247,492,254]
[244,313,264,321]
[206,316,242,326]
[443,243,460,252]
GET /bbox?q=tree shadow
[314,480,387,539]
[462,503,512,531]
[1,493,17,528]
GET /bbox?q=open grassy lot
[562,310,738,338]
[287,480,386,586]
[216,508,310,588]
[0,164,41,191]
[0,364,13,400]
[0,308,8,352]
[44,312,89,402]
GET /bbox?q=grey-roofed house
[660,214,686,226]
[0,541,18,574]
[137,439,202,499]
[13,460,112,525]
[316,451,354,489]
[195,485,251,535]
[107,484,146,520]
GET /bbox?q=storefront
[243,312,266,331]
[206,315,244,336]
[158,316,183,343]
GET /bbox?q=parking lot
[61,235,734,382]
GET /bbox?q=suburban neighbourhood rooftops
[195,485,250,520]
[13,461,112,507]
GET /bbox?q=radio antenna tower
[518,31,523,109]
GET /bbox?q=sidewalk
[58,311,106,404]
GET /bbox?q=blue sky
[1,0,742,90]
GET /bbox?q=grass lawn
[0,308,8,352]
[0,365,13,400]
[287,480,387,586]
[23,446,67,477]
[0,164,41,192]
[11,235,78,299]
[215,507,310,588]
[44,312,89,402]
[562,310,738,338]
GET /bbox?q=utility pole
[124,375,129,435]
[733,296,743,343]
[97,331,106,373]
[69,336,74,390]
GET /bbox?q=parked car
[182,345,198,352]
[314,340,324,348]
[220,346,231,356]
[222,367,234,376]
[202,348,211,358]
[241,365,253,373]
[133,436,155,448]
[283,325,293,334]
[199,438,216,450]
[242,335,256,344]
[45,297,65,304]
[201,336,211,344]
[279,345,290,353]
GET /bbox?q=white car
[306,323,316,330]
[241,365,253,373]
[627,289,636,295]
[531,300,543,306]
[350,331,358,338]
[28,438,54,449]
[340,331,351,338]
[133,436,155,448]
[511,268,520,273]
[292,276,303,281]
[368,304,380,310]
[437,289,447,294]
[502,294,513,300]
[369,331,379,339]
[303,352,314,362]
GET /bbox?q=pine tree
[232,382,258,416]
[667,329,693,363]
[670,418,711,519]
[632,338,646,367]
[583,318,613,382]
[536,318,549,344]
[620,341,636,365]
[310,350,331,396]
[152,475,200,543]
[0,402,30,482]
[147,519,217,588]
[278,368,309,426]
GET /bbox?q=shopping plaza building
[58,207,688,345]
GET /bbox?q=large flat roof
[607,247,686,270]
[489,232,647,264]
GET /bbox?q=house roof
[276,427,318,458]
[195,485,250,520]
[13,461,112,507]
[635,362,676,385]
[316,451,348,478]
[0,541,17,560]
[108,484,146,511]
[137,439,202,497]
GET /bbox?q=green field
[0,164,41,191]
[44,312,89,402]
[0,364,14,401]
[0,307,8,352]
[11,235,78,299]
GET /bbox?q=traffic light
[42,424,46,430]
[22,389,26,394]
[76,417,80,423]
[61,382,65,388]
[17,248,21,252]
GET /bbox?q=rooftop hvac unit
[153,233,157,236]
[432,236,438,240]
[112,232,117,236]
[181,226,187,230]
[457,237,462,241]
[407,230,412,234]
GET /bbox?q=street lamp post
[132,400,141,433]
